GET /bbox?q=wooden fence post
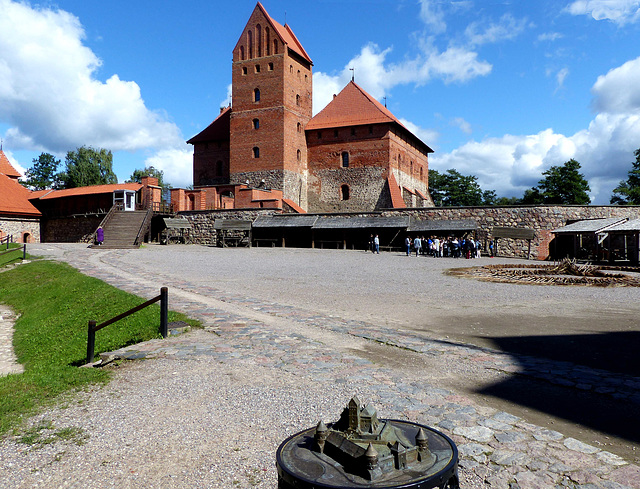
[87,320,96,364]
[160,287,168,338]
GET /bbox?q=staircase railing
[89,203,123,245]
[134,207,153,247]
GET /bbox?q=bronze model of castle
[314,396,436,481]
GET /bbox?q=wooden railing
[134,207,153,247]
[86,287,168,364]
[0,236,26,261]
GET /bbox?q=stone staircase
[97,210,149,249]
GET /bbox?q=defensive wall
[178,205,640,260]
[0,217,41,243]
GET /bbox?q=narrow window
[342,152,349,168]
[253,118,259,129]
[297,69,300,78]
[255,64,260,73]
[254,88,260,102]
[296,94,300,106]
[240,46,245,61]
[273,39,278,54]
[410,161,413,175]
[297,122,302,133]
[256,24,262,57]
[297,149,301,161]
[268,62,273,71]
[290,65,293,73]
[247,30,253,59]
[253,147,260,158]
[341,185,350,200]
[305,74,308,82]
[266,27,271,55]
[242,66,247,75]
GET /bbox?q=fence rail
[0,236,26,261]
[86,287,168,364]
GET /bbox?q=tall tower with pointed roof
[229,2,312,208]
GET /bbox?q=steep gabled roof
[256,2,312,64]
[0,172,41,216]
[0,150,22,179]
[187,106,231,144]
[307,81,433,154]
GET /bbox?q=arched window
[341,152,349,168]
[256,24,262,57]
[273,39,278,54]
[265,27,270,55]
[253,147,260,158]
[297,122,302,133]
[253,118,259,129]
[341,185,350,200]
[410,161,413,175]
[22,232,31,243]
[296,94,300,106]
[247,30,253,59]
[297,149,301,161]
[240,45,245,61]
[254,88,260,102]
[290,65,293,73]
[216,161,223,176]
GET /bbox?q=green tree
[520,187,545,205]
[536,159,591,204]
[126,166,169,189]
[57,146,118,188]
[23,153,61,190]
[429,169,489,206]
[610,148,640,205]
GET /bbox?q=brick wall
[0,217,41,243]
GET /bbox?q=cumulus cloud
[143,146,193,189]
[398,119,439,148]
[450,117,472,134]
[0,0,184,160]
[419,0,447,34]
[565,0,640,25]
[591,56,640,113]
[313,43,491,114]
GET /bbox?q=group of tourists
[403,235,492,258]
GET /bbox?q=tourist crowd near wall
[176,205,640,260]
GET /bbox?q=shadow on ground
[478,331,640,445]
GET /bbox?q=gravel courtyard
[1,244,639,488]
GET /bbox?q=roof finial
[383,96,387,108]
[284,11,287,25]
[349,67,354,82]
[0,138,3,151]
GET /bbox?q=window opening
[253,147,260,158]
[342,152,349,167]
[253,118,259,129]
[268,62,273,71]
[255,64,260,73]
[297,149,301,161]
[254,88,260,102]
[341,185,350,200]
[242,66,247,75]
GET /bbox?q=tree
[610,148,640,205]
[429,169,491,206]
[56,146,118,188]
[22,153,61,190]
[536,159,591,204]
[126,166,169,189]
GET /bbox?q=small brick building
[178,2,434,213]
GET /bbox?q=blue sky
[1,0,640,203]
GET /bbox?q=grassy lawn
[0,242,29,267]
[0,260,199,435]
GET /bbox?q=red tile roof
[0,172,41,216]
[0,150,22,179]
[257,2,312,64]
[33,183,142,200]
[187,106,231,144]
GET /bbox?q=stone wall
[41,216,103,243]
[178,205,640,259]
[0,217,41,243]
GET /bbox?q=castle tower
[230,2,313,209]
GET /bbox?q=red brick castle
[173,2,434,213]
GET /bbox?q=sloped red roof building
[0,150,41,242]
[183,2,434,213]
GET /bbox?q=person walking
[405,236,411,256]
[374,234,380,254]
[413,236,422,257]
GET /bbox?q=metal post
[160,287,168,338]
[23,244,26,260]
[87,320,96,364]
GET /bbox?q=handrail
[86,287,168,364]
[88,203,122,244]
[134,207,153,247]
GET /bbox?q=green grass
[0,243,29,267]
[0,260,199,435]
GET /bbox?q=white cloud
[313,43,492,115]
[556,67,570,90]
[0,0,183,154]
[398,118,439,148]
[591,56,640,113]
[450,117,472,134]
[537,32,564,42]
[143,146,193,189]
[565,0,640,25]
[419,0,447,34]
[465,14,529,46]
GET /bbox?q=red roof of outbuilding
[187,106,231,144]
[0,172,41,216]
[32,183,142,200]
[0,150,22,179]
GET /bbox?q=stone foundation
[41,216,103,243]
[0,217,41,243]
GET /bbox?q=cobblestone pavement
[2,244,639,488]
